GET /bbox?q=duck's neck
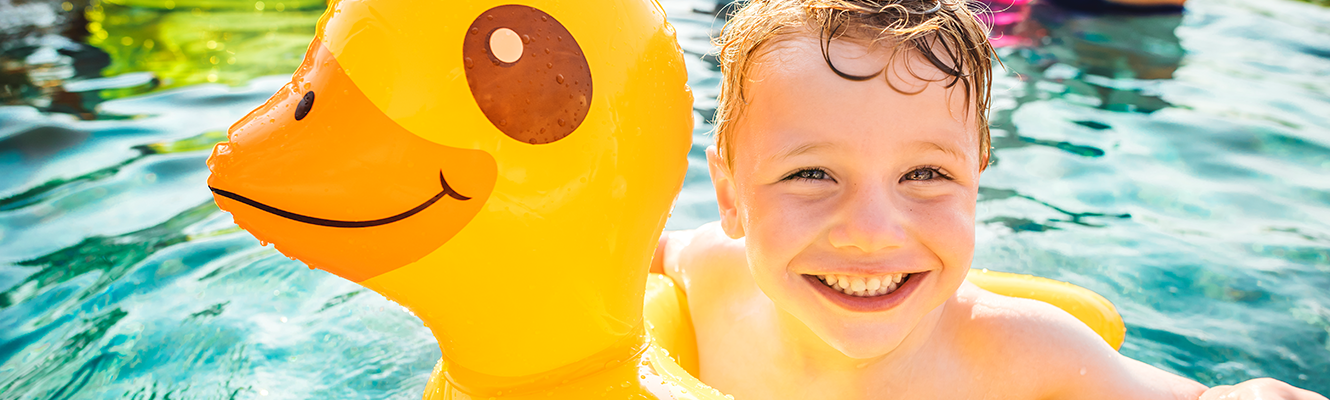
[433,325,651,398]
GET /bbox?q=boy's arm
[1200,379,1327,400]
[1086,356,1327,400]
[967,291,1207,400]
[1013,296,1324,400]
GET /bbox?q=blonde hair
[712,0,997,168]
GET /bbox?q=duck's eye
[463,5,593,145]
[294,90,314,121]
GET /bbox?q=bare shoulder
[952,282,1113,362]
[949,282,1206,400]
[660,222,749,294]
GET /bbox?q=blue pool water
[1,0,1328,397]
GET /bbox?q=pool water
[1,0,1327,397]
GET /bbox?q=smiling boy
[650,0,1325,399]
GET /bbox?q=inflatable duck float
[206,0,733,397]
[206,0,1125,398]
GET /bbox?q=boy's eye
[902,167,950,182]
[786,168,831,182]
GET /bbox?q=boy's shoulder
[947,283,1204,400]
[659,222,755,306]
[941,284,1102,397]
[951,281,1111,350]
[661,222,746,282]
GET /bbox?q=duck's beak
[206,43,497,282]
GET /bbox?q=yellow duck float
[205,0,1126,398]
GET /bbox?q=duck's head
[206,0,692,379]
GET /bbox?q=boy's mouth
[801,271,928,312]
[811,273,915,297]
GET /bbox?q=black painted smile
[209,171,470,228]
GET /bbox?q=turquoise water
[1,0,1328,397]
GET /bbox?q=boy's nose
[827,184,909,253]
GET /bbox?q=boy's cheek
[742,190,825,238]
[910,201,977,268]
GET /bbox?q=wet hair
[712,0,997,168]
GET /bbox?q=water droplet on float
[546,62,553,69]
[557,118,565,126]
[470,27,478,35]
[259,240,268,246]
[541,15,547,22]
[555,74,564,84]
[464,57,474,69]
[521,34,531,44]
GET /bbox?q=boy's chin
[789,294,953,360]
[816,322,915,359]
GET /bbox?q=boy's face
[709,35,984,358]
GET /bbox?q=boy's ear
[706,146,745,239]
[979,149,990,173]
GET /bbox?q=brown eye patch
[463,5,592,145]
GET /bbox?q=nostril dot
[489,28,523,64]
[295,90,315,120]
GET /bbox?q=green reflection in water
[85,0,323,91]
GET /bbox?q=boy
[651,0,1326,398]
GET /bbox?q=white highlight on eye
[489,28,523,63]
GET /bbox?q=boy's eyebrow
[770,139,968,162]
[912,140,966,161]
[772,141,834,162]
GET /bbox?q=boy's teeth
[850,278,866,292]
[817,273,909,297]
